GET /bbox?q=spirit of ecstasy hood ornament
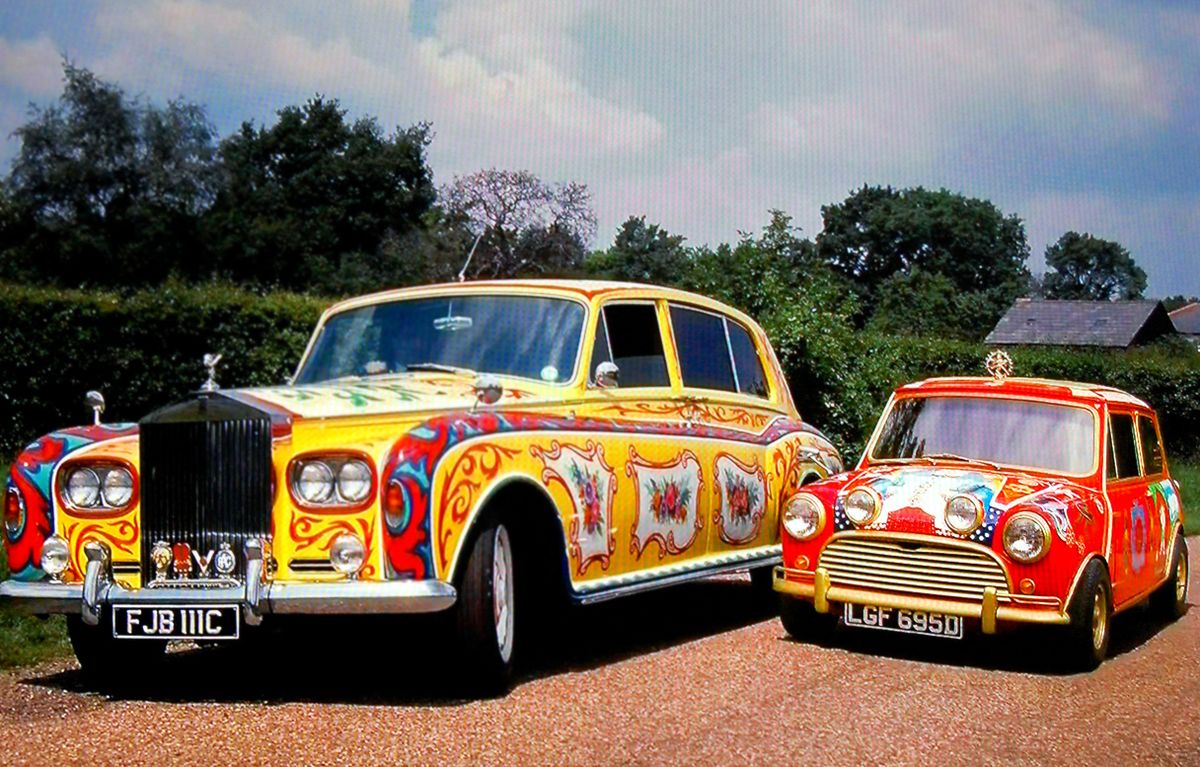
[200,353,222,393]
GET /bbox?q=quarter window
[1137,415,1164,476]
[727,321,769,398]
[600,303,669,388]
[670,306,736,392]
[1108,413,1140,480]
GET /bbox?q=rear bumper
[0,540,456,625]
[773,566,1069,633]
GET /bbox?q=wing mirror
[594,361,620,390]
[85,390,105,426]
[473,375,503,407]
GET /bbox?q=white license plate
[842,603,963,639]
[112,605,240,640]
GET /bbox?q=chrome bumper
[773,565,1069,633]
[0,540,456,625]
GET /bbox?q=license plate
[112,605,240,640]
[842,603,963,639]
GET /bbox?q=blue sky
[0,0,1196,296]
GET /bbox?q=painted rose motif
[647,477,691,523]
[723,470,760,521]
[569,460,604,535]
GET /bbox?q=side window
[727,321,769,398]
[670,306,736,392]
[602,303,669,388]
[1137,415,1164,476]
[1108,413,1140,480]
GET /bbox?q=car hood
[225,373,552,421]
[837,464,1097,541]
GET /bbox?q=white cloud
[0,36,62,97]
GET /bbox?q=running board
[573,549,781,605]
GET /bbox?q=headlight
[102,467,134,508]
[1002,512,1051,563]
[782,493,824,540]
[337,460,372,503]
[945,495,983,535]
[330,533,366,575]
[844,488,880,526]
[65,467,101,508]
[5,486,25,540]
[295,461,335,505]
[40,535,70,578]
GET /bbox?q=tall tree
[2,62,218,286]
[815,186,1030,332]
[206,98,435,292]
[442,169,597,279]
[1041,231,1147,301]
[585,215,687,285]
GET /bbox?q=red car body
[774,374,1189,667]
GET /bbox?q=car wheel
[67,613,166,684]
[779,596,836,644]
[1059,559,1111,672]
[1150,535,1188,621]
[454,519,516,695]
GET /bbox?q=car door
[666,303,782,559]
[584,300,708,570]
[1136,412,1171,585]
[1105,409,1153,607]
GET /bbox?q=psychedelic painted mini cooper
[773,365,1188,670]
[2,280,840,690]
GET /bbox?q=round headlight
[101,467,134,508]
[40,535,70,578]
[330,533,366,575]
[945,495,983,535]
[1003,512,1051,563]
[296,461,335,505]
[65,467,101,508]
[782,494,824,540]
[5,486,25,540]
[337,460,372,504]
[844,488,880,526]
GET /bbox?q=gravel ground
[2,553,1198,767]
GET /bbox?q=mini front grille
[819,536,1011,602]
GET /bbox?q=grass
[1173,459,1200,536]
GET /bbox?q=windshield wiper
[402,362,478,376]
[916,453,1001,470]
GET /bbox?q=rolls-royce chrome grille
[139,395,272,583]
[818,537,1011,602]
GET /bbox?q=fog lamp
[844,488,880,526]
[40,535,70,580]
[330,533,366,576]
[945,495,983,535]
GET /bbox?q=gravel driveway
[2,546,1198,766]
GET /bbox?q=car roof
[895,376,1151,410]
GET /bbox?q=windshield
[870,396,1097,475]
[295,294,586,385]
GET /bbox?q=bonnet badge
[200,353,223,393]
[984,350,1014,382]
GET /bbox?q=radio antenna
[457,231,486,283]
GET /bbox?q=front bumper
[0,540,456,626]
[773,566,1069,634]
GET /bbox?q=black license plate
[842,603,963,639]
[112,605,240,640]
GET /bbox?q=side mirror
[85,390,105,426]
[594,361,620,390]
[473,375,503,407]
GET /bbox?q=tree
[866,269,986,340]
[442,169,597,279]
[1041,232,1147,301]
[815,186,1030,330]
[1,62,218,286]
[206,98,435,292]
[585,216,687,285]
[1163,295,1200,312]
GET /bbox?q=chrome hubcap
[1176,555,1188,604]
[1091,590,1107,651]
[492,526,515,663]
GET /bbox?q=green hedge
[2,283,1197,466]
[0,283,324,456]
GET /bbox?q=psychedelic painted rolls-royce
[773,360,1188,670]
[2,280,840,690]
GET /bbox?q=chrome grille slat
[819,537,1011,601]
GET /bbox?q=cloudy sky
[0,0,1196,295]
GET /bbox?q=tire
[453,519,517,695]
[779,596,836,644]
[67,613,166,684]
[1150,535,1189,621]
[749,566,776,603]
[1058,559,1111,672]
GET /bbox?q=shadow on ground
[25,574,776,706]
[784,599,1189,675]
